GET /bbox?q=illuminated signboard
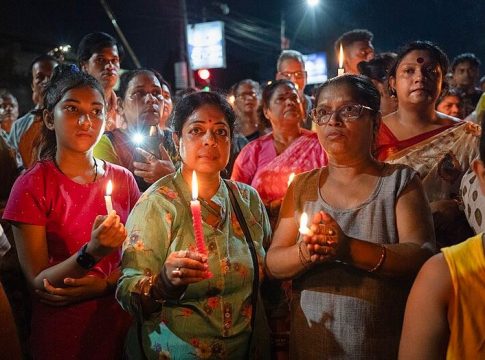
[303,52,327,85]
[187,21,226,70]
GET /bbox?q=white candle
[288,172,295,187]
[299,212,311,235]
[105,180,114,214]
[338,43,345,76]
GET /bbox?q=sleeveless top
[290,163,418,360]
[442,234,485,359]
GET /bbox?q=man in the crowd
[451,53,482,116]
[334,29,375,74]
[0,90,19,134]
[77,32,124,131]
[8,54,58,169]
[275,49,313,130]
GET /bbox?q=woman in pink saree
[232,80,327,227]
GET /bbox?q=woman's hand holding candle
[302,211,345,262]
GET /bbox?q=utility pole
[175,0,194,89]
[99,0,141,68]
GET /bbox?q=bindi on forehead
[416,57,424,64]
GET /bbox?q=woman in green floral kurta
[117,92,271,359]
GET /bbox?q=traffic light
[195,69,211,90]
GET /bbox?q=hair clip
[69,64,80,73]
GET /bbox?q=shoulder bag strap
[224,180,259,330]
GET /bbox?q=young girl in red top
[3,64,140,359]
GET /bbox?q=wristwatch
[76,243,99,269]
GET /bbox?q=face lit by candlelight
[174,104,231,175]
[45,85,106,154]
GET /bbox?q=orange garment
[442,234,485,359]
[18,113,43,168]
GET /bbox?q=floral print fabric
[117,170,270,359]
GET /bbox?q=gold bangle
[298,241,312,268]
[368,244,386,273]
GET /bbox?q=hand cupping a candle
[86,211,127,259]
[300,210,347,263]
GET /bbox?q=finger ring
[328,229,335,236]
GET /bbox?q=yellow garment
[93,134,120,165]
[442,234,485,359]
[476,93,485,119]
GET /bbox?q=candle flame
[106,180,113,196]
[299,212,310,235]
[192,171,198,200]
[339,43,344,69]
[288,172,295,186]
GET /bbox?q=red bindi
[416,57,424,63]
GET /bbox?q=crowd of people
[0,27,484,360]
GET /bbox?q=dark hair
[358,52,397,83]
[314,74,381,114]
[334,29,373,53]
[388,41,449,80]
[77,32,124,65]
[160,77,172,95]
[170,91,235,140]
[29,54,59,80]
[38,64,105,160]
[451,53,481,72]
[117,69,164,100]
[436,87,462,106]
[230,79,260,96]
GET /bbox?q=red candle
[190,171,212,278]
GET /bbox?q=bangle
[368,244,386,273]
[298,241,312,269]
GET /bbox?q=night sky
[1,0,484,108]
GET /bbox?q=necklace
[53,157,98,183]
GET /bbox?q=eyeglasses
[311,104,375,126]
[129,91,164,102]
[278,71,307,80]
[235,91,258,99]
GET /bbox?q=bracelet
[368,244,386,273]
[298,241,312,269]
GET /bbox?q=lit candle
[105,180,114,214]
[338,43,345,76]
[288,172,295,187]
[190,171,212,278]
[299,212,311,235]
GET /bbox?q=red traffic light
[197,69,211,80]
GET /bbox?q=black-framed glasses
[278,71,307,80]
[311,104,375,126]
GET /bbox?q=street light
[307,0,319,7]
